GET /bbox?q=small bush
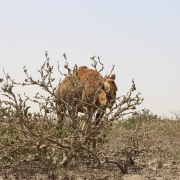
[0,52,144,174]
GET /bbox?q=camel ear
[111,74,116,80]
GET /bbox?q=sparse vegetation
[0,53,180,179]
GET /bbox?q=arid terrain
[1,114,180,180]
[1,158,180,180]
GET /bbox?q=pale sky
[0,1,180,117]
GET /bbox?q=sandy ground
[0,157,180,180]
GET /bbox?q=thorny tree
[0,52,144,173]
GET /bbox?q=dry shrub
[0,52,144,174]
[103,109,180,169]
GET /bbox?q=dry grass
[1,115,180,179]
[105,118,180,161]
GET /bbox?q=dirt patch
[0,158,180,180]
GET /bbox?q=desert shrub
[170,110,180,120]
[129,108,158,122]
[0,52,144,174]
[122,109,159,130]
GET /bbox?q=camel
[55,66,117,126]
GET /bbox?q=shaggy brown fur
[55,66,117,126]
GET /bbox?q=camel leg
[95,111,105,126]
